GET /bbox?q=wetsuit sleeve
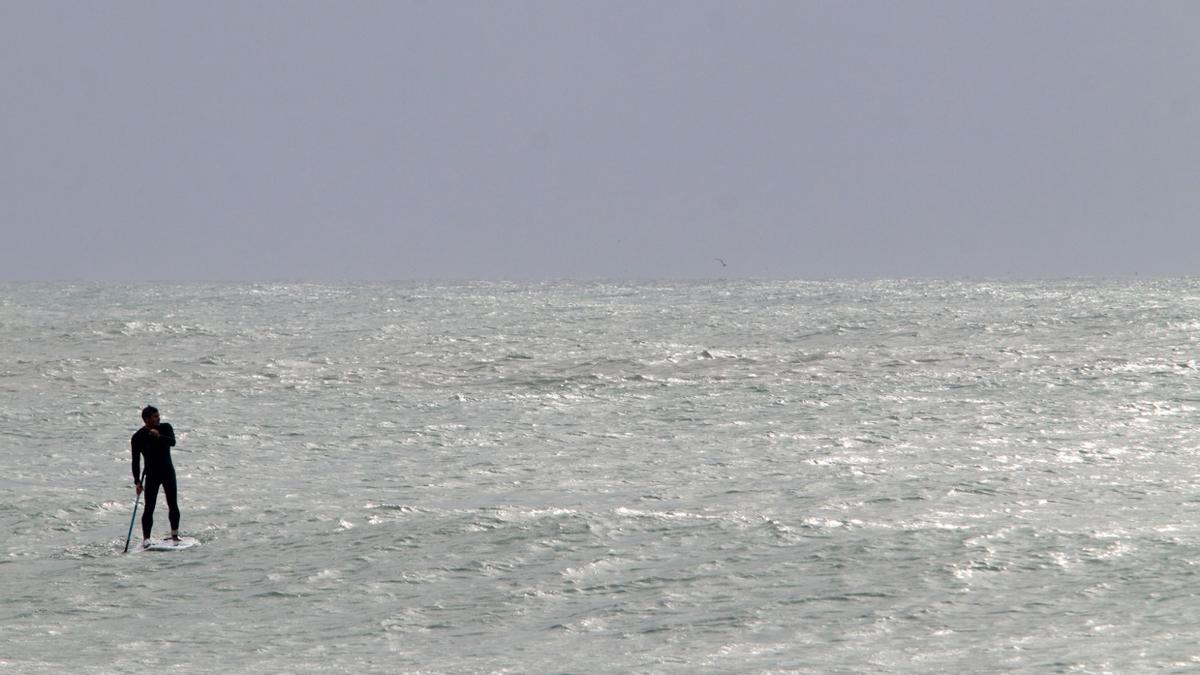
[161,423,176,447]
[131,436,142,484]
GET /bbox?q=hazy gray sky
[2,2,1197,280]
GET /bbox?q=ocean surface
[3,279,1200,673]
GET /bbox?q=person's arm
[159,423,176,447]
[131,437,142,492]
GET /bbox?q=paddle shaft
[124,470,146,553]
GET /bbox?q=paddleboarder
[131,406,181,548]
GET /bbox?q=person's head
[141,406,160,427]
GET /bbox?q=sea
[3,279,1200,673]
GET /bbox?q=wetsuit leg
[141,474,162,539]
[162,466,180,532]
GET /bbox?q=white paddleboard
[141,536,198,552]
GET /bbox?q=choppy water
[3,280,1200,673]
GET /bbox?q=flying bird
[715,258,727,268]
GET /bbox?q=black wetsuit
[131,423,179,539]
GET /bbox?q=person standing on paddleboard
[131,406,181,548]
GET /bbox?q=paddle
[124,470,146,553]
